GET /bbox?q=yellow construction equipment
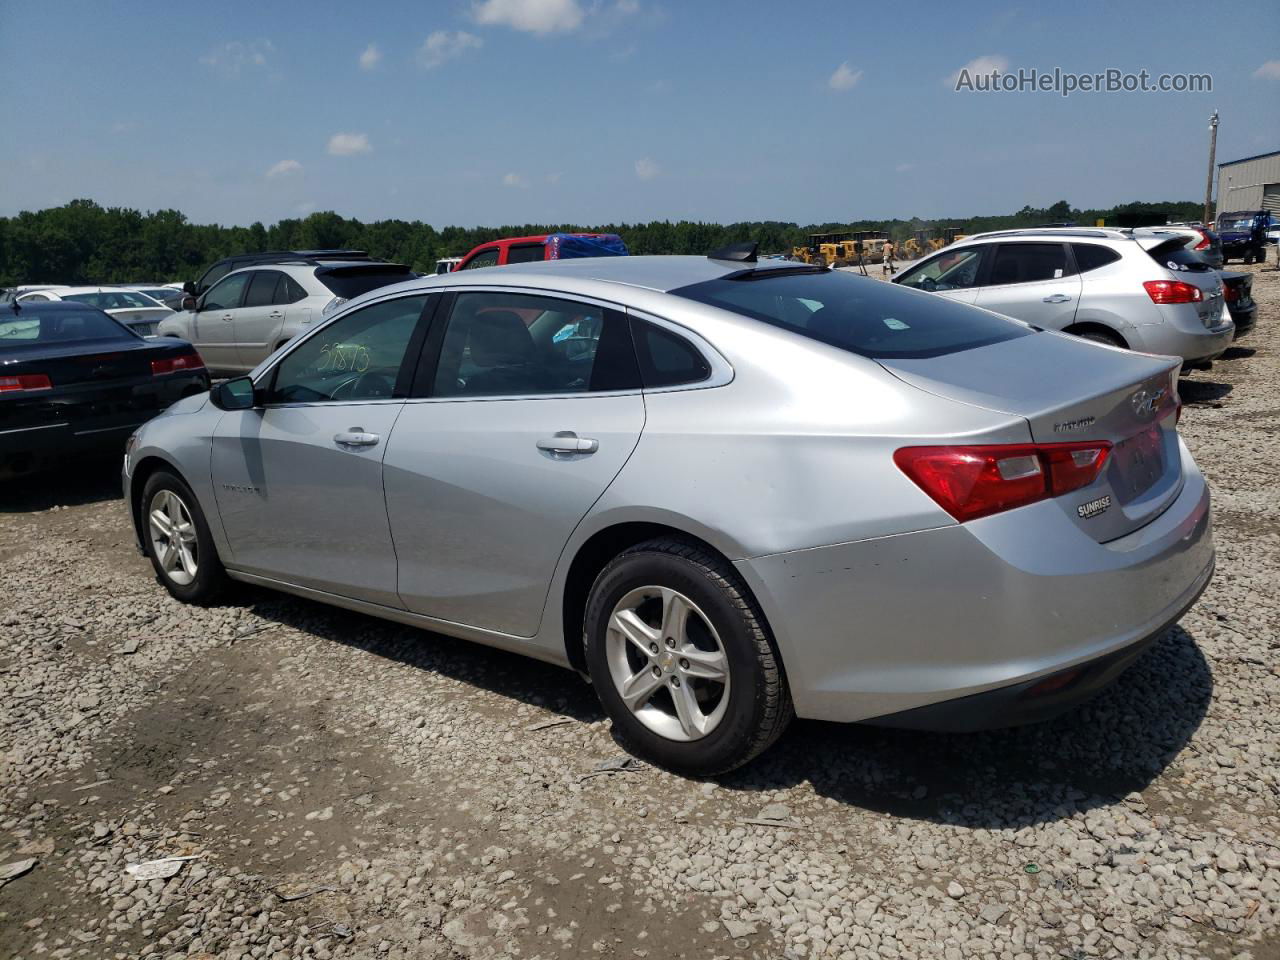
[792,232,853,266]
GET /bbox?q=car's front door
[194,272,251,371]
[975,242,1081,331]
[210,293,434,605]
[894,246,988,304]
[383,290,645,637]
[231,271,281,372]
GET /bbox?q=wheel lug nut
[670,676,681,687]
[651,665,661,678]
[679,658,689,670]
[649,642,659,654]
[665,638,675,648]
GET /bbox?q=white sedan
[15,287,174,336]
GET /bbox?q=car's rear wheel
[142,470,227,605]
[583,538,792,776]
[1074,328,1124,349]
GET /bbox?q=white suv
[157,260,414,375]
[893,228,1233,367]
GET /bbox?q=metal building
[1216,149,1280,214]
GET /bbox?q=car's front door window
[897,248,985,291]
[267,295,429,403]
[201,272,250,311]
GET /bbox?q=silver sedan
[123,250,1214,775]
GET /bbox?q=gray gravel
[1,264,1277,959]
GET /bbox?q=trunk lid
[878,332,1183,542]
[106,307,170,337]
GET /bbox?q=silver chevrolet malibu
[123,249,1214,775]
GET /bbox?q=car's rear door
[382,289,645,637]
[973,242,1081,330]
[210,293,434,605]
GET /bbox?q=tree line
[0,198,1206,285]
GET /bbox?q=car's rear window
[1147,239,1213,273]
[315,265,416,299]
[0,310,134,345]
[62,291,159,309]
[671,268,1033,359]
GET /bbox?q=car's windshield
[1217,216,1257,231]
[0,310,134,345]
[315,266,415,299]
[62,290,159,309]
[671,267,1033,359]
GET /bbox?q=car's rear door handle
[537,432,598,455]
[268,310,284,319]
[1042,294,1072,303]
[334,430,380,447]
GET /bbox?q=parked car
[434,257,462,275]
[120,284,188,311]
[454,233,628,271]
[894,227,1233,368]
[1,301,207,479]
[15,287,174,336]
[156,260,415,375]
[1153,224,1222,269]
[1219,271,1256,339]
[1215,211,1270,264]
[184,250,381,298]
[124,249,1214,776]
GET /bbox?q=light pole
[1203,110,1219,227]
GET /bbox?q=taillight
[150,353,205,376]
[1144,280,1203,304]
[0,374,53,393]
[1222,284,1239,303]
[1193,229,1210,251]
[894,441,1112,523]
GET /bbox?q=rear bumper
[1228,304,1257,339]
[1131,317,1234,364]
[736,439,1214,726]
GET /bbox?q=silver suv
[894,228,1233,367]
[157,260,414,375]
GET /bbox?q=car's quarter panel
[210,401,407,606]
[736,439,1213,722]
[383,393,646,637]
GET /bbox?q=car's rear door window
[429,291,639,397]
[1070,244,1121,273]
[243,271,278,308]
[987,243,1074,285]
[672,267,1032,359]
[505,243,545,265]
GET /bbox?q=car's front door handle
[268,311,284,319]
[1042,294,1072,303]
[334,430,380,447]
[537,432,599,455]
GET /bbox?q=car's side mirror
[210,376,258,411]
[182,281,196,295]
[182,296,197,311]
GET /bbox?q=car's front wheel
[141,470,227,605]
[583,538,792,776]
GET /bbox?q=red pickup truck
[452,233,628,271]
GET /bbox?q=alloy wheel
[604,586,731,741]
[148,489,199,586]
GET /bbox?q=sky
[1,0,1278,228]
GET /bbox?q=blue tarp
[545,233,629,260]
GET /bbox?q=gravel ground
[1,264,1277,960]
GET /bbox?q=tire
[583,538,792,776]
[140,470,228,605]
[1073,329,1125,349]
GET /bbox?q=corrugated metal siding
[1217,150,1280,212]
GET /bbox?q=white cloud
[417,30,483,69]
[199,39,274,75]
[895,162,915,173]
[471,0,584,34]
[635,157,659,181]
[948,54,1009,86]
[1254,60,1280,80]
[828,62,862,91]
[359,42,382,70]
[327,133,372,156]
[266,159,302,178]
[502,172,528,188]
